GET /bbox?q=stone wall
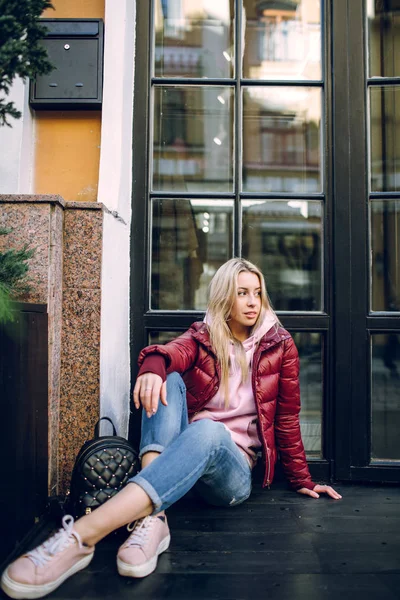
[0,195,104,494]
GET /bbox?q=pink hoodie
[190,310,278,467]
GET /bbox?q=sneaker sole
[117,534,171,578]
[0,552,94,600]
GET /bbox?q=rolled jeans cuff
[138,443,165,460]
[128,474,163,514]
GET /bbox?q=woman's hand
[133,373,167,418]
[297,484,342,500]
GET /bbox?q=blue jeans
[128,372,252,513]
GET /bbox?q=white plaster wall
[0,78,35,193]
[98,0,136,437]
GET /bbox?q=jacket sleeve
[274,336,316,491]
[137,328,199,375]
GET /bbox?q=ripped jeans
[128,372,252,513]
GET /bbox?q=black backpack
[66,417,139,519]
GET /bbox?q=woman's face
[228,271,262,341]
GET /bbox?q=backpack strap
[94,417,117,438]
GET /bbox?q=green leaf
[0,282,13,323]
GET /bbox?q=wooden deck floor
[2,482,400,600]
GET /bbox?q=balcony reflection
[243,0,321,80]
[154,0,234,79]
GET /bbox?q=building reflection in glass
[292,331,323,457]
[151,199,233,310]
[371,200,400,312]
[243,0,321,81]
[370,87,400,192]
[153,86,234,192]
[243,87,322,193]
[154,0,235,79]
[243,200,322,311]
[151,198,322,312]
[368,0,400,78]
[371,333,400,460]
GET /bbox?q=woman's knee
[166,372,186,392]
[190,419,229,447]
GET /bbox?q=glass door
[131,0,331,481]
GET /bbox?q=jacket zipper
[252,347,271,488]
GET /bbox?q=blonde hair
[207,258,277,407]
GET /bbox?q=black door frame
[333,0,400,483]
[130,0,400,483]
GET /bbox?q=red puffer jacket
[138,322,315,491]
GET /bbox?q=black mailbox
[29,19,104,109]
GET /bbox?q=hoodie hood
[203,308,278,346]
[204,308,279,370]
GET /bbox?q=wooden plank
[56,573,400,600]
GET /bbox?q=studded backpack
[67,417,139,519]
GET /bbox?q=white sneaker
[1,515,94,599]
[117,515,170,578]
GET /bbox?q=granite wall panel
[59,203,103,492]
[0,195,64,494]
[0,196,104,496]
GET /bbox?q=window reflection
[149,331,180,344]
[153,86,234,192]
[292,331,323,457]
[242,87,321,193]
[151,198,233,310]
[371,200,400,312]
[243,0,321,80]
[154,0,235,78]
[370,87,400,192]
[243,200,322,311]
[368,0,400,78]
[371,334,400,460]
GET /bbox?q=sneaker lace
[125,516,155,548]
[27,515,81,568]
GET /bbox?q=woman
[1,258,341,599]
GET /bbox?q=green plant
[0,228,35,323]
[0,0,54,127]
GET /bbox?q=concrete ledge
[0,194,65,207]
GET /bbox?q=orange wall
[35,0,105,202]
[43,0,104,19]
[35,112,102,202]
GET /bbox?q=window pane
[243,200,322,311]
[149,331,180,344]
[242,0,321,80]
[151,198,233,310]
[370,86,400,192]
[292,331,323,458]
[368,1,400,78]
[153,86,234,192]
[154,0,235,79]
[371,200,400,312]
[371,334,400,460]
[242,87,322,193]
